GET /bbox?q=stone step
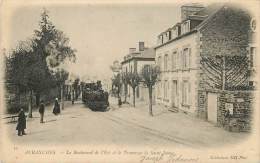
[168,107,179,113]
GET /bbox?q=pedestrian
[16,108,26,136]
[118,96,122,107]
[39,100,45,123]
[53,98,61,115]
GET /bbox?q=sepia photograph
[0,0,259,162]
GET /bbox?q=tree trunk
[148,86,153,116]
[18,91,21,105]
[61,84,64,110]
[35,93,40,107]
[72,89,74,104]
[28,90,33,118]
[124,84,127,103]
[133,87,136,107]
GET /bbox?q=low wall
[197,90,254,132]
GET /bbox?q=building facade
[155,3,256,121]
[121,42,155,103]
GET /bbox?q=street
[4,97,249,149]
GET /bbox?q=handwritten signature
[140,153,199,163]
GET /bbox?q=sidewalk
[22,100,77,122]
[108,97,249,148]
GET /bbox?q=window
[160,82,163,98]
[182,80,190,105]
[164,80,169,99]
[157,56,162,70]
[171,27,178,39]
[172,51,177,70]
[164,54,168,71]
[168,31,172,40]
[251,18,256,32]
[157,81,161,97]
[181,20,190,35]
[172,80,178,107]
[157,35,163,45]
[182,48,190,69]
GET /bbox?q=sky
[5,2,185,81]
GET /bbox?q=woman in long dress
[16,108,26,136]
[53,98,61,115]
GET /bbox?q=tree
[200,55,250,90]
[112,73,122,98]
[141,65,160,116]
[72,78,80,102]
[6,8,76,117]
[54,69,69,110]
[30,9,75,116]
[121,72,128,103]
[126,72,141,107]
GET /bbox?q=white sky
[4,2,186,81]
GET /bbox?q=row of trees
[112,65,160,116]
[5,9,76,116]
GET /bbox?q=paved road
[5,102,187,148]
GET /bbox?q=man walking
[39,100,45,123]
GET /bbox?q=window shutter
[172,53,174,70]
[181,82,184,104]
[176,52,179,70]
[180,51,183,70]
[188,48,191,69]
[188,82,191,105]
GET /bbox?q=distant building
[155,3,255,124]
[121,42,155,103]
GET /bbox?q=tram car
[82,81,109,111]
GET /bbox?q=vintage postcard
[0,0,259,162]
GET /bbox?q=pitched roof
[139,47,155,58]
[155,3,225,49]
[194,3,223,17]
[194,4,224,30]
[122,47,155,64]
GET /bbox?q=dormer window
[181,20,190,35]
[163,32,168,43]
[171,27,179,39]
[157,35,163,45]
[168,31,172,40]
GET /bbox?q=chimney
[181,3,204,21]
[129,48,136,54]
[139,42,145,51]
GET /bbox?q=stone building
[155,3,255,126]
[121,42,155,103]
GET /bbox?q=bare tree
[126,72,141,107]
[141,65,160,116]
[121,72,128,103]
[112,73,122,105]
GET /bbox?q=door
[207,93,218,124]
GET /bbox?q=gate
[207,92,218,123]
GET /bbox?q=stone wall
[197,90,207,119]
[199,5,252,91]
[197,89,253,132]
[217,91,253,132]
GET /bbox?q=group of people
[16,98,61,136]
